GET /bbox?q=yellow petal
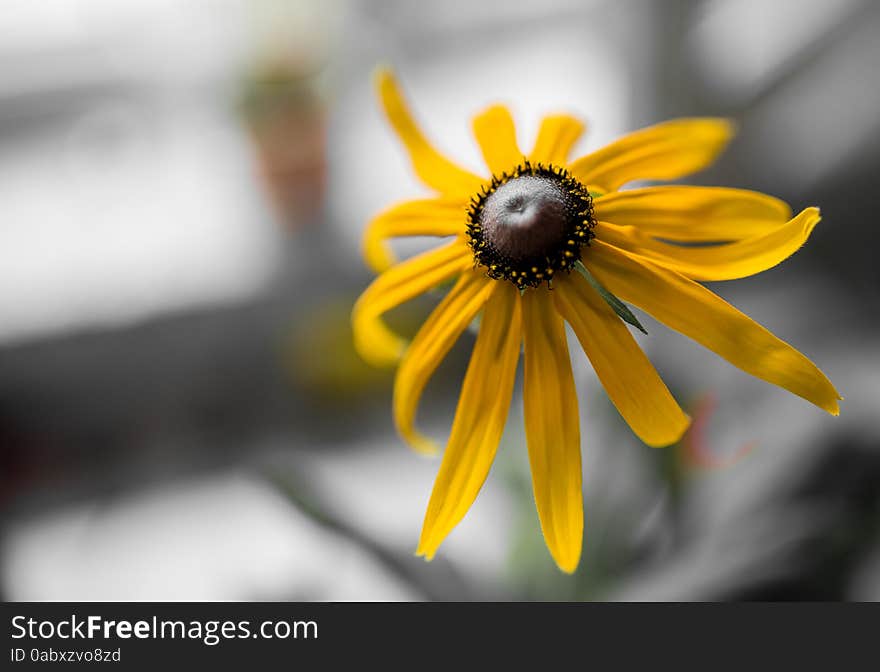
[593,186,792,241]
[521,288,583,573]
[529,114,586,165]
[375,68,484,197]
[585,241,842,415]
[595,207,821,282]
[569,118,735,192]
[394,271,495,455]
[554,275,690,448]
[363,198,467,273]
[417,283,522,560]
[473,105,522,175]
[352,240,471,367]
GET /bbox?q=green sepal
[574,260,648,335]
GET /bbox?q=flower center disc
[466,162,595,288]
[481,176,570,262]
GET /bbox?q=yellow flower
[352,68,841,573]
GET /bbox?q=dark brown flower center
[481,176,570,262]
[466,162,595,289]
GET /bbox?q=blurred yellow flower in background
[352,67,841,573]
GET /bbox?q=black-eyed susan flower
[352,68,841,573]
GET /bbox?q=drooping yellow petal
[363,198,467,273]
[529,114,586,165]
[394,271,495,455]
[595,207,821,282]
[554,275,690,448]
[352,240,471,366]
[473,105,522,176]
[568,119,734,192]
[521,288,583,573]
[593,186,792,241]
[417,283,522,560]
[375,68,484,197]
[585,241,842,415]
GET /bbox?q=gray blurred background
[1,0,879,601]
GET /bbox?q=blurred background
[2,0,879,601]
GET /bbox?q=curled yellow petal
[529,114,586,165]
[554,275,690,448]
[363,198,467,273]
[569,118,735,192]
[375,68,484,197]
[352,241,471,367]
[521,288,583,573]
[473,105,522,175]
[394,271,494,455]
[595,207,821,282]
[585,241,842,415]
[593,185,792,241]
[417,283,522,560]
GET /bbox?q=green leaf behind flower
[574,260,648,335]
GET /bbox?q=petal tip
[477,102,510,116]
[414,548,434,562]
[361,233,394,274]
[373,66,405,116]
[683,116,737,142]
[415,540,437,562]
[643,413,692,448]
[814,387,842,416]
[364,254,392,275]
[401,433,440,457]
[721,117,738,136]
[698,117,739,144]
[362,250,393,275]
[361,350,404,368]
[353,332,405,368]
[551,549,582,574]
[827,396,842,416]
[709,118,737,155]
[696,117,737,155]
[802,207,822,233]
[372,64,394,86]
